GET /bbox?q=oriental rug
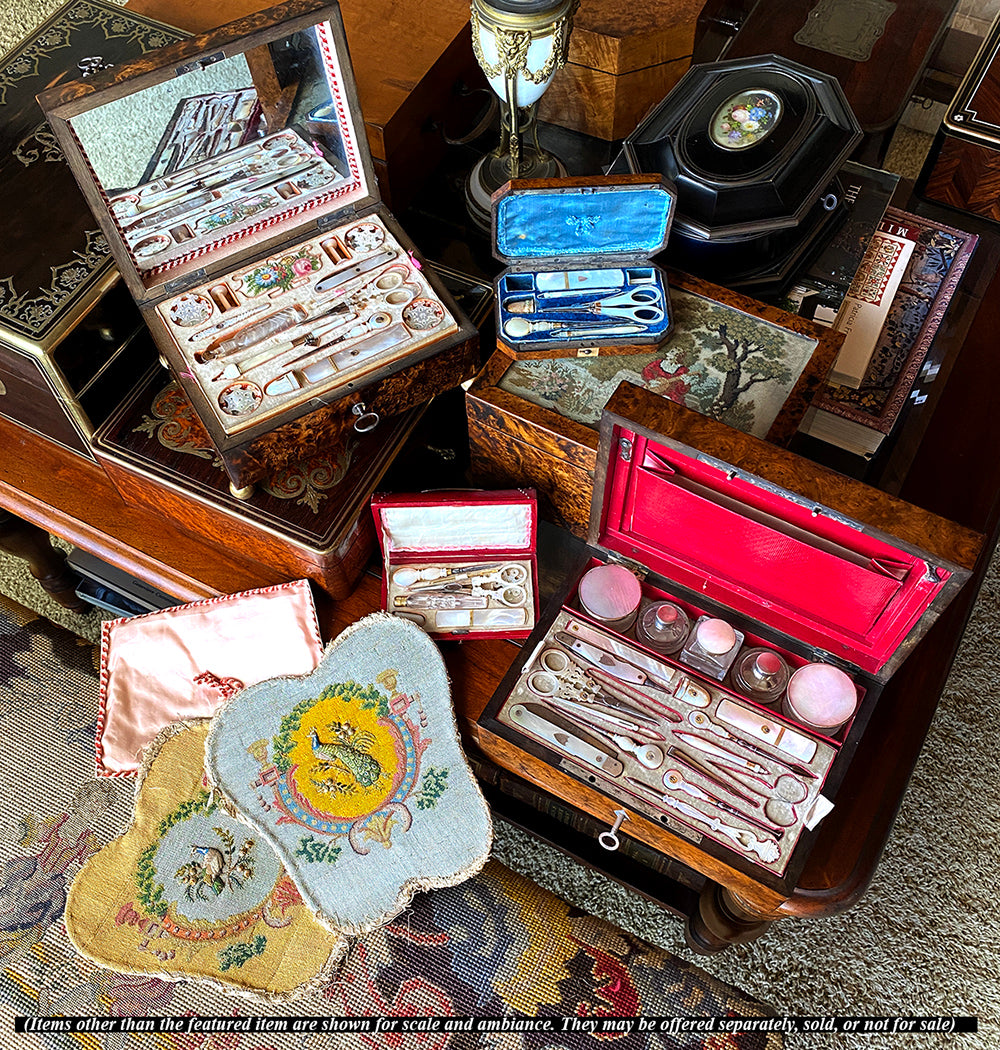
[0,595,782,1047]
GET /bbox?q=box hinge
[317,210,356,232]
[175,52,226,76]
[164,271,207,295]
[606,551,648,581]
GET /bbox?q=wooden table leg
[0,511,87,612]
[685,882,777,953]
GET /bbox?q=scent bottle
[634,601,690,654]
[679,615,744,680]
[730,647,790,705]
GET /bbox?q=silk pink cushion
[96,579,324,776]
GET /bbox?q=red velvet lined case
[371,489,539,641]
[477,382,981,888]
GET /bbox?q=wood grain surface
[921,136,1000,220]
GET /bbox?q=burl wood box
[0,0,185,459]
[466,269,843,535]
[92,365,426,599]
[918,13,1000,221]
[537,0,704,141]
[476,382,982,892]
[39,0,478,496]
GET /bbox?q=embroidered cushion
[205,612,493,935]
[65,720,347,997]
[97,579,324,776]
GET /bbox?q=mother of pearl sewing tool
[659,796,781,862]
[507,703,624,778]
[583,666,683,724]
[313,248,398,293]
[168,293,214,327]
[344,222,385,252]
[503,317,644,340]
[673,730,770,776]
[525,662,658,725]
[540,695,667,743]
[391,562,503,587]
[554,633,704,711]
[666,746,761,807]
[690,750,808,806]
[562,619,711,703]
[410,562,526,590]
[659,770,783,838]
[686,710,818,779]
[507,285,662,313]
[187,300,270,340]
[509,286,665,325]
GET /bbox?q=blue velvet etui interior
[496,184,674,259]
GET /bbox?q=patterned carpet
[0,594,782,1046]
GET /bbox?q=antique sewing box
[91,363,428,600]
[917,13,1000,221]
[619,53,862,296]
[467,268,844,534]
[491,175,677,357]
[371,488,539,640]
[0,0,186,459]
[476,382,981,891]
[38,0,478,495]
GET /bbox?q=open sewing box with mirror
[39,0,477,494]
[477,383,982,890]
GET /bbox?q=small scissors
[546,286,664,324]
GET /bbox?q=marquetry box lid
[942,14,1000,146]
[476,382,982,892]
[38,0,477,489]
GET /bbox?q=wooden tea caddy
[39,0,477,495]
[477,382,982,894]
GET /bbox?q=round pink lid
[696,617,737,655]
[786,663,858,728]
[578,563,641,620]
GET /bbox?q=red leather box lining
[598,430,949,672]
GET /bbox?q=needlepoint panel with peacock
[205,613,493,936]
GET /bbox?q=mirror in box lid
[41,0,376,299]
[591,383,982,680]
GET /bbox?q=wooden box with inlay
[476,382,981,893]
[918,15,1000,221]
[39,0,477,496]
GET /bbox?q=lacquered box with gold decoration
[0,0,186,458]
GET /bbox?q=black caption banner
[13,1015,980,1036]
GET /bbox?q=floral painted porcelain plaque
[205,613,492,934]
[710,90,782,150]
[65,722,346,997]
